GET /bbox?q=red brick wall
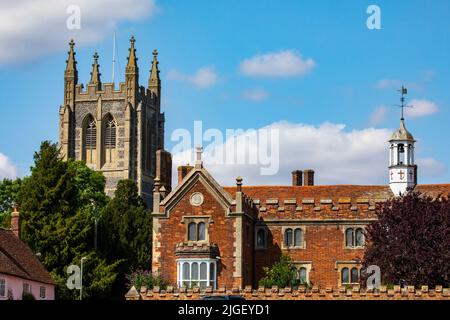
[255,224,364,287]
[155,180,238,287]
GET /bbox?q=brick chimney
[177,165,194,184]
[303,169,315,186]
[292,170,303,186]
[156,149,173,192]
[11,203,21,238]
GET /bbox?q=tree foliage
[259,254,304,288]
[363,191,450,288]
[99,179,152,297]
[18,141,118,299]
[0,178,22,227]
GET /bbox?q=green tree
[99,179,152,297]
[19,141,119,299]
[0,178,22,227]
[258,254,304,288]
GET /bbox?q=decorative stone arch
[101,113,117,167]
[82,113,97,165]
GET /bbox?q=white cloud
[167,67,218,89]
[240,50,315,78]
[172,121,392,186]
[376,79,402,89]
[369,105,389,126]
[405,99,439,118]
[241,88,268,102]
[0,153,18,180]
[416,158,447,177]
[0,0,159,65]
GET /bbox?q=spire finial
[65,39,78,80]
[397,85,411,121]
[89,52,101,89]
[126,36,138,73]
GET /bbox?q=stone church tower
[58,37,172,206]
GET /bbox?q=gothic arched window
[197,222,205,241]
[83,115,97,165]
[103,114,116,165]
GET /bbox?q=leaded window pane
[351,268,359,283]
[104,115,116,148]
[200,262,207,280]
[182,262,190,282]
[299,267,307,283]
[346,228,354,247]
[188,222,196,241]
[285,228,293,247]
[191,262,199,280]
[85,117,97,149]
[197,222,205,241]
[257,228,266,248]
[341,268,349,284]
[294,228,302,247]
[355,228,364,247]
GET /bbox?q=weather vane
[395,85,413,120]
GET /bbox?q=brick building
[151,117,450,289]
[58,37,170,206]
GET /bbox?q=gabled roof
[223,184,450,203]
[0,229,55,285]
[157,165,235,216]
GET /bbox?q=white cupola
[388,87,417,196]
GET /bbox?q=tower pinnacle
[149,48,161,98]
[126,36,138,74]
[65,39,78,81]
[89,52,102,89]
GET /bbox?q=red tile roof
[223,184,450,202]
[0,229,55,285]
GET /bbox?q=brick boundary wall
[126,285,450,300]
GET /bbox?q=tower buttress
[125,36,139,105]
[61,39,78,160]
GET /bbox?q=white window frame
[177,258,217,289]
[39,286,46,299]
[0,279,5,297]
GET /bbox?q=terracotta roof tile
[0,229,55,285]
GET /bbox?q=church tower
[389,87,417,196]
[58,37,172,207]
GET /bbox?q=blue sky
[0,0,449,185]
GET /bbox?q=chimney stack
[177,165,194,185]
[303,169,315,186]
[156,149,173,192]
[11,203,21,238]
[292,170,303,186]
